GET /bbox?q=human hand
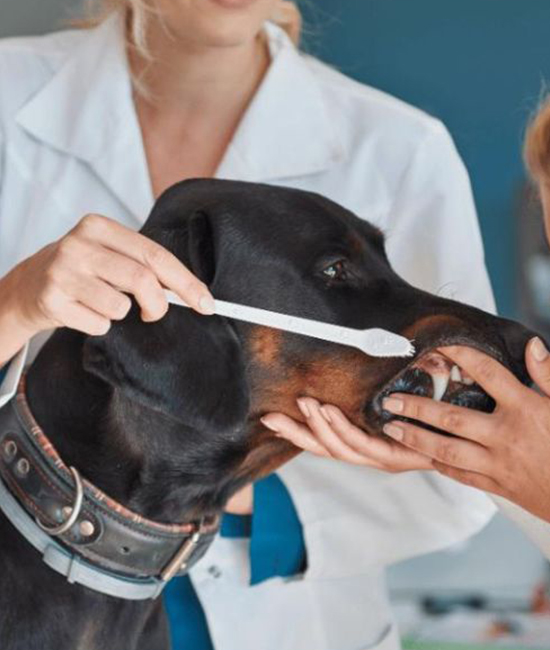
[1,214,214,346]
[261,397,433,473]
[381,340,550,523]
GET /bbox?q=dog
[0,179,537,650]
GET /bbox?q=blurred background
[4,1,550,648]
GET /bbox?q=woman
[0,2,502,649]
[270,101,550,533]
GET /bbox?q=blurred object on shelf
[422,594,487,616]
[531,580,550,615]
[399,608,550,649]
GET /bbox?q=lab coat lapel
[216,23,345,182]
[15,17,342,220]
[15,13,154,224]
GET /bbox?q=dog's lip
[367,343,503,431]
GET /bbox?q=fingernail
[297,399,311,418]
[261,417,279,433]
[383,422,404,441]
[198,294,215,315]
[531,337,549,362]
[320,405,333,423]
[383,397,404,414]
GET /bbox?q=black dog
[0,179,536,650]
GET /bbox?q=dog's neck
[24,330,244,525]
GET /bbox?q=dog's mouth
[370,349,496,433]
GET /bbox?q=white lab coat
[0,13,546,650]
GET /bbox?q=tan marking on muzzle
[249,327,283,367]
[250,348,378,430]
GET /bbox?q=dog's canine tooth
[431,373,450,401]
[462,375,475,386]
[450,365,462,383]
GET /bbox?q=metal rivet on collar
[79,520,95,537]
[61,506,73,520]
[15,458,30,477]
[2,440,17,461]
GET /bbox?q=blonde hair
[525,95,550,187]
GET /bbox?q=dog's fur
[0,179,536,649]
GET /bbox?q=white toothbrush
[164,291,415,359]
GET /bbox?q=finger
[76,215,215,315]
[62,302,112,337]
[261,414,331,457]
[319,404,434,471]
[72,277,132,321]
[382,393,494,443]
[383,419,492,472]
[526,337,550,397]
[439,345,528,405]
[296,398,378,466]
[92,248,168,321]
[433,460,504,495]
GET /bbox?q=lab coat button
[208,565,222,579]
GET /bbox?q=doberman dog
[0,179,537,650]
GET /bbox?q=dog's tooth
[431,373,450,402]
[450,365,462,383]
[462,375,475,386]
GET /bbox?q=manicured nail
[383,397,404,414]
[297,399,311,418]
[320,406,333,423]
[198,294,216,315]
[383,423,404,441]
[531,337,549,362]
[261,417,279,433]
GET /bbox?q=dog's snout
[497,317,544,379]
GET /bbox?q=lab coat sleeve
[277,122,498,579]
[0,122,29,409]
[492,496,550,560]
[384,120,496,314]
[0,345,28,410]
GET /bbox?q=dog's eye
[322,261,347,281]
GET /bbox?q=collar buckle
[160,518,212,582]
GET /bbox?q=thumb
[526,337,550,396]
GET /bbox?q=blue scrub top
[164,473,306,650]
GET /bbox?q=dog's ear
[82,211,249,434]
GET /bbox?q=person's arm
[0,122,27,410]
[0,120,215,407]
[0,213,215,383]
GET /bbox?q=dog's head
[83,179,537,510]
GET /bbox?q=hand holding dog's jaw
[271,340,550,525]
[381,342,550,524]
[262,399,434,472]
